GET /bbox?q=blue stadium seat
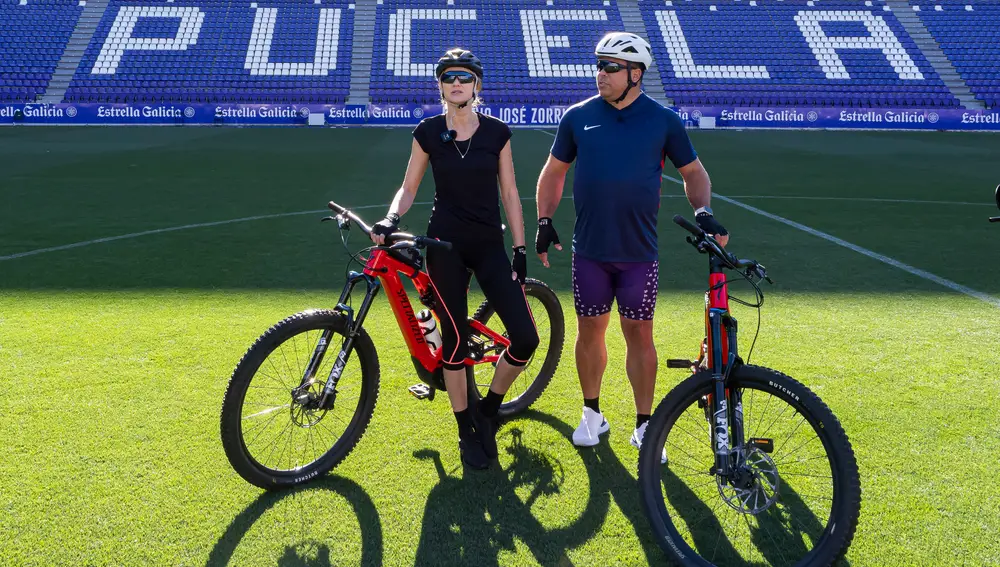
[0,0,82,102]
[638,0,959,108]
[63,0,354,104]
[916,0,999,108]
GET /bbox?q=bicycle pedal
[749,438,774,453]
[667,359,695,369]
[408,383,435,400]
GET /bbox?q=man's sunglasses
[440,71,476,84]
[597,60,629,74]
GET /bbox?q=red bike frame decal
[364,250,438,371]
[705,272,730,370]
[707,273,729,311]
[364,249,512,371]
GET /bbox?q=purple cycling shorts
[572,254,659,321]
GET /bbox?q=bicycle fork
[297,271,381,410]
[707,308,745,478]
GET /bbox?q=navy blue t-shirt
[551,94,697,262]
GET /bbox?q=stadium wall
[2,102,1000,131]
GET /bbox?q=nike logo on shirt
[584,125,601,131]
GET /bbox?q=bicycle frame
[308,245,511,405]
[705,254,747,478]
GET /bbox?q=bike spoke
[653,378,847,567]
[243,404,291,419]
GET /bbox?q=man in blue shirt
[534,32,729,460]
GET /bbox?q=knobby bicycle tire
[220,309,380,489]
[638,365,861,567]
[470,278,565,417]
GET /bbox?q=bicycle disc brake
[717,446,780,514]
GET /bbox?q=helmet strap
[451,76,478,109]
[613,63,642,104]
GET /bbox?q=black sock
[480,389,504,418]
[455,408,474,436]
[636,414,651,429]
[584,397,601,414]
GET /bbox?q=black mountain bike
[637,216,861,567]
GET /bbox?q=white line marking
[539,127,999,305]
[714,195,1000,308]
[6,126,996,309]
[722,195,992,207]
[0,205,384,262]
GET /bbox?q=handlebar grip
[420,237,453,251]
[673,215,705,237]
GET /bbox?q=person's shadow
[659,462,851,566]
[411,410,669,567]
[205,475,383,567]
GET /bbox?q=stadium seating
[63,0,353,103]
[368,0,625,105]
[640,0,958,108]
[0,0,82,103]
[0,0,991,109]
[916,0,999,108]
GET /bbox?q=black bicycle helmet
[435,48,483,80]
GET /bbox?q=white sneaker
[631,422,667,464]
[572,407,610,447]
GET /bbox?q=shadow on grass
[411,409,670,567]
[656,467,852,566]
[205,475,382,567]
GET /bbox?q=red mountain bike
[638,216,861,567]
[220,201,564,489]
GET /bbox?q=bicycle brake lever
[321,216,336,222]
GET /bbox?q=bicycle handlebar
[328,201,453,251]
[672,215,767,278]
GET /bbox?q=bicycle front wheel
[638,365,861,567]
[220,309,380,489]
[470,278,565,417]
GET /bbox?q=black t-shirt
[412,112,512,242]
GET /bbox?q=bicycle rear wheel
[469,278,564,417]
[638,365,861,567]
[220,309,380,489]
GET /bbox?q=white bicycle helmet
[595,32,652,70]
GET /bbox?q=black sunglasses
[439,71,476,84]
[596,60,629,74]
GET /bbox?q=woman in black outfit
[370,48,539,469]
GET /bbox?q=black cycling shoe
[474,410,499,460]
[459,430,490,470]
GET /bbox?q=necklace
[447,113,477,159]
[453,136,473,159]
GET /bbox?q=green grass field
[2,125,999,567]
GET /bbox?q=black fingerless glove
[695,211,728,237]
[512,246,527,285]
[534,217,560,254]
[372,213,400,239]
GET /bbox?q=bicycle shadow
[205,475,383,567]
[660,467,851,566]
[411,410,667,567]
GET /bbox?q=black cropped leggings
[426,237,539,371]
